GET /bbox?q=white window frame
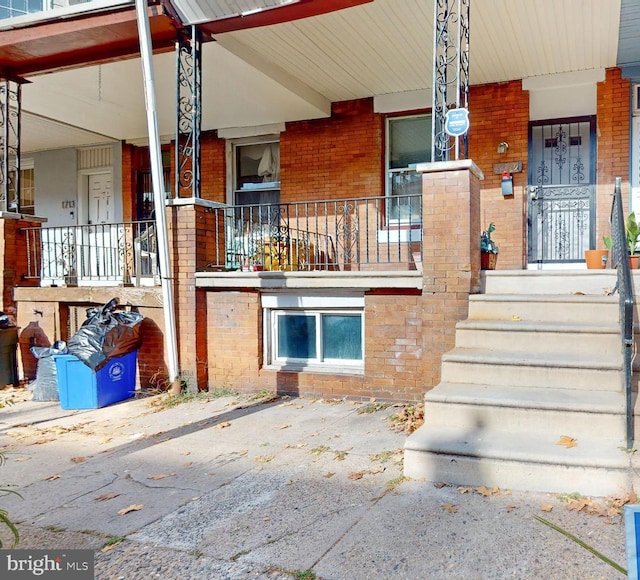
[225,135,281,206]
[262,293,364,374]
[384,113,430,226]
[8,158,34,214]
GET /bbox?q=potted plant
[481,223,498,270]
[584,237,609,269]
[627,212,640,269]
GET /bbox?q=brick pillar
[0,215,41,319]
[166,200,219,390]
[418,160,484,390]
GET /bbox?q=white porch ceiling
[20,0,622,153]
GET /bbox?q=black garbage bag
[0,311,12,328]
[29,341,68,402]
[67,298,143,371]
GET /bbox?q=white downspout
[134,0,179,383]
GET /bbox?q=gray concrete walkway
[0,388,629,579]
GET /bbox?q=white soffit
[524,69,605,121]
[171,0,300,25]
[374,90,431,114]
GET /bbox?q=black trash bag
[67,298,143,371]
[0,311,12,328]
[29,340,68,402]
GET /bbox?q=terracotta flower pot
[584,249,608,269]
[481,252,498,270]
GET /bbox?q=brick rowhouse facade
[6,68,632,399]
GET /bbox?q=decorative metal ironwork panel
[0,78,21,212]
[176,26,202,199]
[431,0,470,162]
[528,185,593,263]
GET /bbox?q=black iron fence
[22,220,158,286]
[209,193,423,272]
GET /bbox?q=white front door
[88,172,112,225]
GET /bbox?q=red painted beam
[197,0,373,36]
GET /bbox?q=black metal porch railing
[22,220,158,287]
[206,193,423,272]
[609,177,635,449]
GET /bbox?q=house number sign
[62,200,76,209]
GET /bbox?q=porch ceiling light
[497,141,509,154]
[172,0,301,26]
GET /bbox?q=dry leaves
[44,474,60,481]
[117,504,143,515]
[556,435,578,448]
[95,492,120,502]
[540,503,554,512]
[71,457,87,464]
[147,473,176,480]
[442,503,457,513]
[216,422,231,429]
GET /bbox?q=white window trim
[384,114,429,227]
[225,134,281,206]
[262,293,365,374]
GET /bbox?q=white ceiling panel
[18,0,625,152]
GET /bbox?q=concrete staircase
[404,270,638,496]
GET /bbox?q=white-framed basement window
[263,293,364,373]
[385,114,431,224]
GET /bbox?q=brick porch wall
[468,80,529,269]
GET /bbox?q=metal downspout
[134,0,179,383]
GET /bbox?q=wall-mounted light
[497,141,509,154]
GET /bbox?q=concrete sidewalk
[0,388,629,579]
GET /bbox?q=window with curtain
[234,141,280,207]
[386,114,431,223]
[8,160,35,215]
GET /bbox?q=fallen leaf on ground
[147,473,176,480]
[348,471,364,480]
[95,493,120,502]
[278,424,291,430]
[433,482,451,489]
[324,472,335,478]
[557,435,578,448]
[540,503,553,512]
[71,457,86,463]
[442,503,457,513]
[567,498,590,512]
[458,486,473,494]
[506,505,518,512]
[44,474,60,481]
[216,422,231,429]
[29,438,55,445]
[101,542,121,553]
[118,504,143,515]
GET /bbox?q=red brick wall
[281,98,383,202]
[200,132,226,203]
[468,80,529,269]
[597,68,630,234]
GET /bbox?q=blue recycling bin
[54,351,137,410]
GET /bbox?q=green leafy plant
[481,223,499,254]
[603,235,613,251]
[627,212,640,255]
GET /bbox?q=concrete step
[468,294,620,324]
[423,382,625,439]
[481,270,618,295]
[455,319,621,355]
[404,426,632,496]
[440,348,623,391]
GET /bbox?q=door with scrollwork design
[527,117,596,265]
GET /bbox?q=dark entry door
[527,117,596,265]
